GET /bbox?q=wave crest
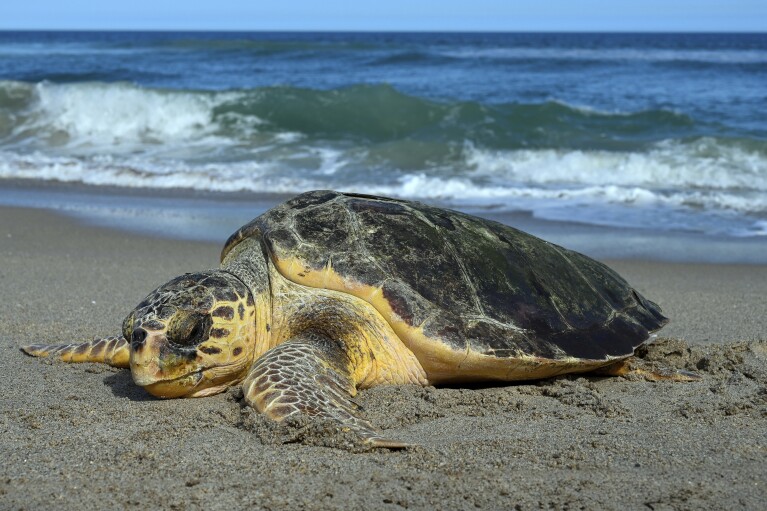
[0,80,700,151]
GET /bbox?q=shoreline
[0,203,765,509]
[2,178,767,264]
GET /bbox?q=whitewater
[1,32,766,237]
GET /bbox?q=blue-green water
[0,31,766,236]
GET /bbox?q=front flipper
[21,336,130,368]
[243,334,409,448]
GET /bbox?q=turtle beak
[129,331,201,398]
[130,332,202,398]
[129,330,165,386]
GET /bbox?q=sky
[1,0,765,32]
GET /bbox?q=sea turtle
[22,190,691,447]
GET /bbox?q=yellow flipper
[243,334,410,448]
[21,336,130,368]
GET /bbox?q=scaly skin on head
[125,270,258,398]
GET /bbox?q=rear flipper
[242,334,409,449]
[21,336,130,368]
[596,357,701,382]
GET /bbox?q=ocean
[1,31,766,239]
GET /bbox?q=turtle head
[124,270,257,398]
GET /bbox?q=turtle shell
[223,191,667,368]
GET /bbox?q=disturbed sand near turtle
[1,205,765,510]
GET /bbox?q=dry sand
[1,205,765,510]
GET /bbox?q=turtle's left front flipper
[243,334,409,449]
[21,336,130,368]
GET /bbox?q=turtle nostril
[131,328,147,346]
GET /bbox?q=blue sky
[1,1,765,32]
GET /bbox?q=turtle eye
[122,312,135,341]
[170,312,212,346]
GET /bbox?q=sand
[1,205,765,510]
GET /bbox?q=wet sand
[1,205,765,510]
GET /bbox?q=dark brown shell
[223,191,667,361]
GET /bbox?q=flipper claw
[365,436,412,449]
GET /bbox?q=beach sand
[1,205,765,510]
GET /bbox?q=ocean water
[0,31,766,237]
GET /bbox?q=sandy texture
[1,205,765,510]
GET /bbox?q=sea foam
[28,81,228,148]
[1,80,766,236]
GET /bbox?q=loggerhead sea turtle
[22,191,692,447]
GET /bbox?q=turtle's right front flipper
[21,336,130,368]
[243,334,409,449]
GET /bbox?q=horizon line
[1,28,766,34]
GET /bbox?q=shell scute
[348,197,408,216]
[294,203,352,248]
[360,209,475,314]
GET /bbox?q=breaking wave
[1,80,766,236]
